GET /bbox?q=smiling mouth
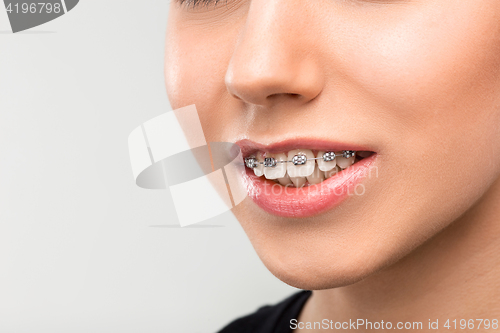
[244,149,375,188]
[235,138,378,217]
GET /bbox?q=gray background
[0,1,296,332]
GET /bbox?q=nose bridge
[225,0,323,107]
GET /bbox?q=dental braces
[245,150,356,169]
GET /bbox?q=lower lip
[242,154,377,218]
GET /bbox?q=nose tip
[224,1,324,109]
[225,56,323,107]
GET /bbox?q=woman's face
[165,0,500,289]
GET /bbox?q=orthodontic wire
[244,151,356,168]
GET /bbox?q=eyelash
[176,0,226,9]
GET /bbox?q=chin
[255,244,384,290]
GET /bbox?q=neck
[297,177,500,332]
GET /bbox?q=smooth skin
[165,0,500,331]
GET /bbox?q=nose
[225,0,324,108]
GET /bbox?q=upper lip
[235,138,375,158]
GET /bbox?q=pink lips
[237,139,378,218]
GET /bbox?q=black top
[217,290,312,333]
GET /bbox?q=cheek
[165,33,224,108]
[318,3,500,241]
[340,2,500,181]
[344,3,500,114]
[165,23,241,141]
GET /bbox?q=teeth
[246,149,368,187]
[316,150,337,172]
[253,151,265,177]
[264,153,287,179]
[278,174,293,186]
[306,164,325,185]
[290,176,306,188]
[287,149,315,178]
[336,153,356,169]
[324,165,341,179]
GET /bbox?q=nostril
[286,93,301,100]
[267,92,302,101]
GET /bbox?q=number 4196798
[444,319,499,330]
[6,3,62,14]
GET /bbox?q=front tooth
[278,174,293,186]
[306,164,325,185]
[324,165,341,178]
[264,153,287,180]
[287,149,315,178]
[290,176,306,188]
[317,150,337,171]
[253,151,265,177]
[336,152,355,169]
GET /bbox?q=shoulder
[217,290,312,333]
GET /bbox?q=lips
[236,138,378,218]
